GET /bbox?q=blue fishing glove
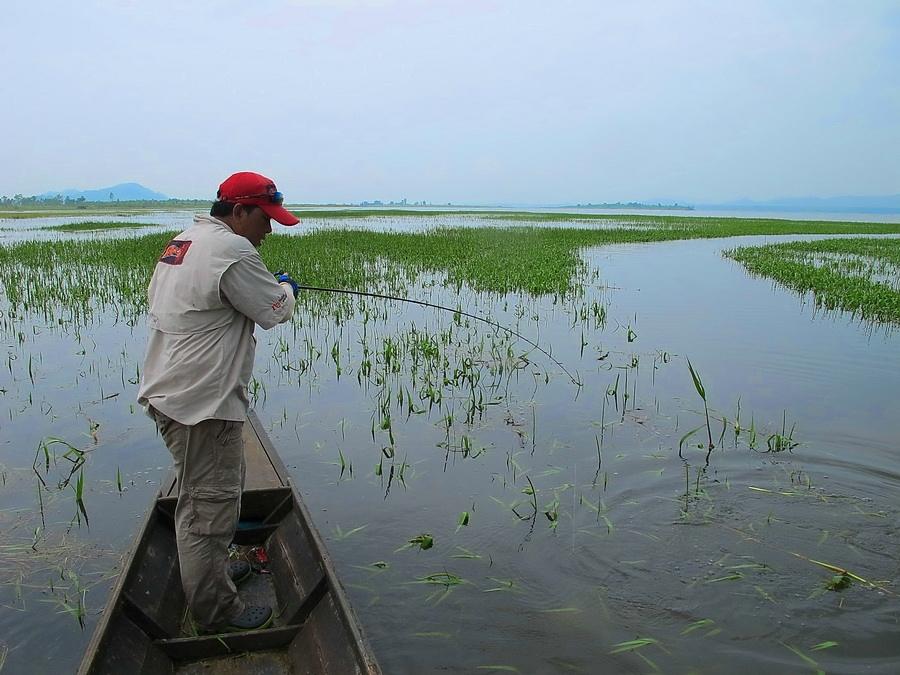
[274,271,300,298]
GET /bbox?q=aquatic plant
[686,359,714,462]
[726,238,900,324]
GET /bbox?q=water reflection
[0,226,898,674]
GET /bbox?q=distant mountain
[701,194,900,214]
[39,182,168,201]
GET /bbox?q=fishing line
[295,284,582,386]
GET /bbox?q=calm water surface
[0,224,897,674]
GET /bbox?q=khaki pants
[150,408,246,630]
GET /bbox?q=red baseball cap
[217,171,300,226]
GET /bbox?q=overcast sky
[3,1,898,204]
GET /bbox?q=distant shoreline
[2,203,898,225]
[568,203,693,210]
[3,197,900,215]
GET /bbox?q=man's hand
[274,271,300,298]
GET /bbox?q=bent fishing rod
[294,283,582,387]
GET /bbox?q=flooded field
[0,215,898,673]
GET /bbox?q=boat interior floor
[175,651,293,675]
[179,548,283,637]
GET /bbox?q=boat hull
[78,411,379,674]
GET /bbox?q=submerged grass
[726,237,900,324]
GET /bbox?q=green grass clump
[726,237,900,324]
[2,221,900,324]
[264,220,900,296]
[0,234,167,322]
[46,222,159,232]
[296,208,469,219]
[0,200,211,219]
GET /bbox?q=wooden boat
[78,410,381,674]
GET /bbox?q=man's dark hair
[210,201,259,218]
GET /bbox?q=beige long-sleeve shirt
[137,214,295,425]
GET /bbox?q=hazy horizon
[3,1,898,204]
[11,181,900,211]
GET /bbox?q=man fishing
[138,171,301,633]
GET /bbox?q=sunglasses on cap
[218,183,284,206]
[227,190,285,206]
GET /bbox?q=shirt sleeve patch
[159,239,192,265]
[271,291,288,311]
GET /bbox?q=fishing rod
[294,283,582,387]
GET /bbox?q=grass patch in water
[726,237,900,324]
[297,208,468,219]
[293,209,900,233]
[2,222,900,324]
[46,221,158,232]
[0,201,210,219]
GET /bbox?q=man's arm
[219,256,296,329]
